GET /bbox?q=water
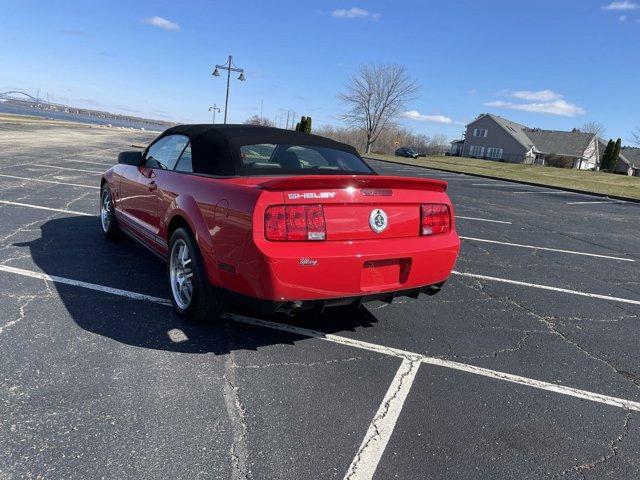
[0,102,169,131]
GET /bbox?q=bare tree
[315,124,450,156]
[631,127,640,146]
[244,115,274,127]
[339,64,419,154]
[581,120,606,138]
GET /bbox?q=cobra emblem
[369,208,388,233]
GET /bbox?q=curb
[364,156,640,204]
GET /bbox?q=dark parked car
[395,147,419,159]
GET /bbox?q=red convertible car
[100,125,460,320]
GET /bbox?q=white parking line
[456,215,512,225]
[63,159,114,167]
[472,183,547,188]
[344,358,420,480]
[567,200,624,205]
[419,356,640,412]
[452,271,640,306]
[0,200,93,217]
[30,164,103,174]
[2,264,640,415]
[0,264,171,305]
[460,236,634,262]
[0,173,99,189]
[511,190,583,195]
[0,161,41,171]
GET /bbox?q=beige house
[453,114,601,170]
[616,148,640,176]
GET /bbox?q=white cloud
[332,7,381,20]
[619,14,628,20]
[468,88,477,95]
[487,89,585,117]
[485,100,586,117]
[507,89,563,102]
[601,0,639,10]
[402,110,453,124]
[143,16,180,31]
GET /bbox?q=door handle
[148,181,158,191]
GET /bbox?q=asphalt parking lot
[1,122,640,480]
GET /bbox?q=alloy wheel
[100,189,112,233]
[170,239,194,309]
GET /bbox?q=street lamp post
[208,105,221,124]
[212,55,245,124]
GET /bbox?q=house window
[469,145,485,157]
[473,128,488,138]
[487,148,503,159]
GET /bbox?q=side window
[174,142,193,173]
[145,135,189,170]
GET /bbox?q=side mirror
[118,151,143,166]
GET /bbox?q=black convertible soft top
[154,124,361,176]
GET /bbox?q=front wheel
[168,228,224,321]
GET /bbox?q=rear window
[239,143,374,176]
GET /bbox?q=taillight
[421,204,451,236]
[264,205,287,241]
[265,205,326,241]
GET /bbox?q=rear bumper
[218,232,460,303]
[220,282,445,315]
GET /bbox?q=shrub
[545,154,574,169]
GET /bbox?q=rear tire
[100,184,121,240]
[168,228,225,321]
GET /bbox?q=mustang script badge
[369,209,388,233]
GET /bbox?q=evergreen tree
[295,116,312,133]
[613,138,622,164]
[601,139,615,170]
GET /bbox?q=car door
[119,135,189,247]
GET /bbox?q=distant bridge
[0,91,43,102]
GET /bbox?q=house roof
[619,148,640,169]
[480,114,535,150]
[450,139,464,145]
[524,130,595,157]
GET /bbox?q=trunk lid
[258,175,449,241]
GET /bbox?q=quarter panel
[157,173,261,287]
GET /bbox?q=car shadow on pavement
[15,216,379,355]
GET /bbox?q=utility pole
[260,99,264,119]
[209,105,221,124]
[212,55,245,124]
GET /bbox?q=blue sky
[1,0,638,140]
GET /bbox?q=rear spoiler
[258,175,447,192]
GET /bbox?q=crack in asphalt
[446,331,534,360]
[560,413,632,479]
[221,325,251,480]
[236,354,387,370]
[462,278,640,395]
[0,293,38,335]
